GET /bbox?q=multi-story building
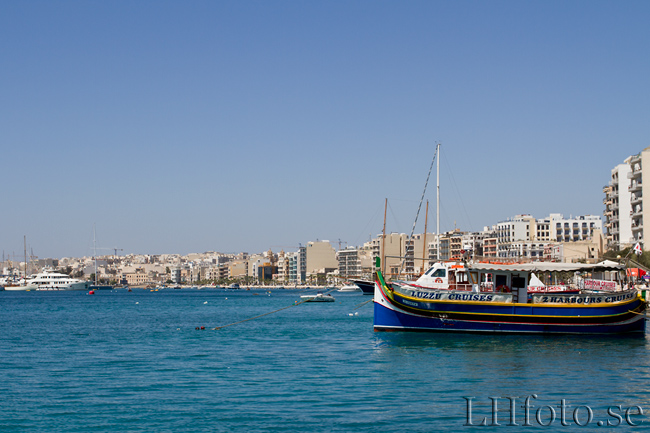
[497,215,536,244]
[482,236,498,258]
[627,149,650,249]
[275,250,289,283]
[305,241,338,277]
[228,260,247,280]
[603,162,633,250]
[495,214,603,260]
[287,248,306,283]
[549,214,602,243]
[604,148,650,251]
[122,267,149,286]
[374,233,433,278]
[337,247,361,279]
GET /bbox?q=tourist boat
[4,269,90,291]
[374,260,647,334]
[301,293,336,302]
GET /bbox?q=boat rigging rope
[212,287,338,330]
[353,298,374,309]
[398,146,438,279]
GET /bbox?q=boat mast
[24,235,27,284]
[382,198,387,276]
[436,142,440,261]
[422,200,429,273]
[93,224,97,286]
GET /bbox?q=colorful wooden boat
[374,261,647,334]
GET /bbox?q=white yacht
[300,293,336,302]
[5,269,90,291]
[338,283,361,292]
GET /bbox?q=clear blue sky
[2,1,648,259]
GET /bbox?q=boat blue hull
[374,301,646,334]
[351,279,374,295]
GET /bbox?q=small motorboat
[338,284,361,292]
[300,293,336,302]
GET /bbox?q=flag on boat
[634,243,643,256]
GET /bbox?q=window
[432,268,446,278]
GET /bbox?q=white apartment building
[604,148,649,251]
[337,247,361,279]
[549,214,602,243]
[495,214,602,260]
[627,150,650,248]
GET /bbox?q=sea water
[2,289,650,432]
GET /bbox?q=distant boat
[338,284,361,292]
[0,276,26,290]
[351,279,374,295]
[300,293,336,302]
[5,269,90,291]
[89,284,113,290]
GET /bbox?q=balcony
[631,195,643,205]
[630,182,642,192]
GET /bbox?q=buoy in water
[89,290,95,295]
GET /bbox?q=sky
[1,0,649,259]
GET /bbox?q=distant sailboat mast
[93,224,98,286]
[24,235,27,284]
[436,142,440,261]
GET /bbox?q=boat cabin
[415,262,472,290]
[409,261,627,303]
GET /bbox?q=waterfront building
[627,149,650,249]
[286,249,306,284]
[482,236,497,258]
[248,254,273,283]
[604,148,650,251]
[337,247,361,279]
[203,265,221,281]
[122,267,149,286]
[374,233,434,278]
[493,214,602,261]
[170,267,180,283]
[305,241,337,277]
[228,260,247,280]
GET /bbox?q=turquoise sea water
[2,289,650,432]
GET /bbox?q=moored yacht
[5,269,91,291]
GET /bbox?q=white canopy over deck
[466,260,624,273]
